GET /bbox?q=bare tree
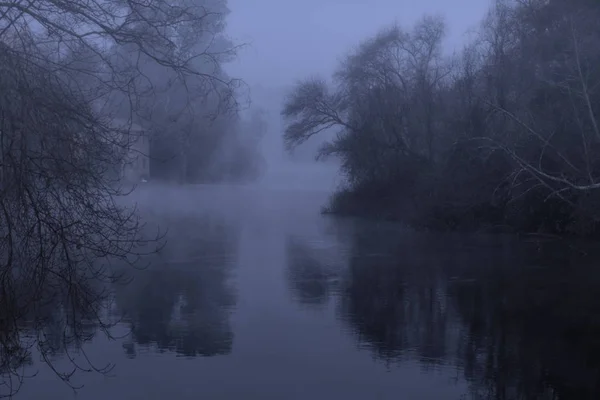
[475,0,600,219]
[282,17,448,187]
[281,0,600,233]
[0,0,241,394]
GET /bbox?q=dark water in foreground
[5,184,600,399]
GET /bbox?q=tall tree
[0,0,240,391]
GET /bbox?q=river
[5,180,600,400]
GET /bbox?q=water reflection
[283,217,354,309]
[286,222,600,399]
[450,240,600,400]
[115,214,238,358]
[4,184,600,399]
[339,229,469,367]
[284,237,339,308]
[0,209,239,397]
[0,267,108,396]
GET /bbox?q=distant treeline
[282,0,600,236]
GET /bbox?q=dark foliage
[282,0,600,236]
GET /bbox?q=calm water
[4,183,600,399]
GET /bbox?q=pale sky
[226,0,492,88]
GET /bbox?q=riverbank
[321,182,599,237]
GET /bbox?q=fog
[218,0,489,190]
[226,0,490,178]
[2,0,600,399]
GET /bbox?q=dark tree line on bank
[282,0,600,236]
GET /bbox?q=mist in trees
[282,0,600,236]
[103,1,266,183]
[0,0,264,394]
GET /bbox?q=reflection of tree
[337,230,455,366]
[450,241,600,399]
[293,222,600,399]
[0,274,107,397]
[0,208,237,395]
[116,215,238,358]
[0,297,34,396]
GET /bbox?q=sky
[225,0,492,88]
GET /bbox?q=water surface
[6,183,600,400]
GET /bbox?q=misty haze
[1,0,600,399]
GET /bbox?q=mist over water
[3,1,600,399]
[256,160,339,192]
[15,178,600,400]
